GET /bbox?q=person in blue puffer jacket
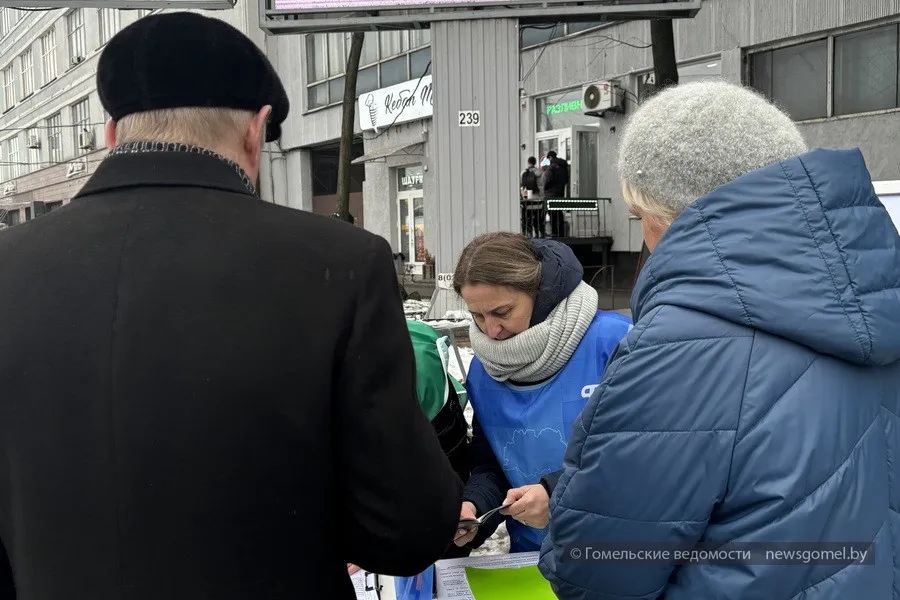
[449,233,632,554]
[539,80,900,599]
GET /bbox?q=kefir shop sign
[358,75,434,131]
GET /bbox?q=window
[19,48,33,98]
[521,24,565,48]
[749,23,900,121]
[67,9,86,64]
[0,9,11,39]
[310,145,365,195]
[2,66,14,111]
[305,31,431,110]
[396,166,426,264]
[536,89,598,132]
[834,24,899,116]
[751,39,828,121]
[2,209,20,226]
[380,56,407,87]
[409,47,431,79]
[71,98,91,153]
[636,58,723,103]
[46,112,62,163]
[41,28,58,83]
[25,126,40,172]
[409,29,430,49]
[520,22,608,48]
[6,136,20,179]
[99,8,120,45]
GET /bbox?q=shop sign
[546,99,582,115]
[401,172,423,187]
[398,166,425,191]
[358,75,434,132]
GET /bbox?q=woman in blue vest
[451,232,631,554]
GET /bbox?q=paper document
[465,564,555,599]
[435,552,542,600]
[352,569,381,600]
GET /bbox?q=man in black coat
[542,150,569,237]
[0,13,462,599]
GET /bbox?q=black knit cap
[97,12,289,143]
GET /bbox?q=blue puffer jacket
[539,148,900,600]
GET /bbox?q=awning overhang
[351,138,425,165]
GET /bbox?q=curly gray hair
[617,80,808,224]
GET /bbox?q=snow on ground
[403,299,431,319]
[403,300,472,330]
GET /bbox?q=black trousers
[549,211,565,237]
[524,210,544,237]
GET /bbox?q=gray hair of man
[617,81,808,245]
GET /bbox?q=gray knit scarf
[470,281,599,383]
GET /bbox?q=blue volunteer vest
[467,311,632,552]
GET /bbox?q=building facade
[0,3,267,228]
[519,0,900,292]
[266,0,900,308]
[3,1,898,311]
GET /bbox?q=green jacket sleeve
[405,319,448,421]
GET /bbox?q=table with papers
[353,552,555,600]
[351,569,382,600]
[435,552,555,600]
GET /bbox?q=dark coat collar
[74,150,257,200]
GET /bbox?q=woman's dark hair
[452,232,542,297]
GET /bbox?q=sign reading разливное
[358,75,434,132]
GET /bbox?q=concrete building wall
[0,3,271,219]
[361,120,429,248]
[518,0,900,253]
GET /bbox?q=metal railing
[584,264,636,312]
[520,197,611,239]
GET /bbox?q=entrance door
[536,129,571,164]
[535,126,597,197]
[571,126,598,198]
[396,165,426,267]
[397,189,425,264]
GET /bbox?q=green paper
[464,565,556,600]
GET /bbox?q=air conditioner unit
[26,134,40,149]
[70,55,84,66]
[581,80,624,116]
[78,130,94,150]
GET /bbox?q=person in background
[451,233,631,554]
[542,150,569,237]
[0,13,462,600]
[520,156,544,238]
[539,81,900,599]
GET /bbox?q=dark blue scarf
[529,239,584,326]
